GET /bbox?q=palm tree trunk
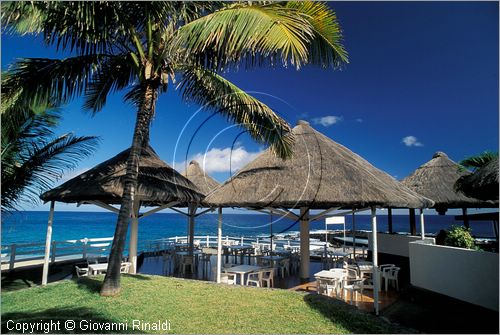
[100,83,157,296]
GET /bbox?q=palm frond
[2,1,129,55]
[3,55,106,107]
[177,66,294,159]
[83,55,136,114]
[1,133,99,212]
[174,2,315,70]
[458,151,499,172]
[285,2,348,68]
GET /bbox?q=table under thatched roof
[182,160,220,197]
[205,120,433,209]
[41,145,203,206]
[401,152,495,213]
[455,157,499,201]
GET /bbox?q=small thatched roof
[41,145,203,206]
[205,120,433,209]
[455,157,499,201]
[402,152,495,212]
[182,160,220,197]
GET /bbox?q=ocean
[1,211,497,247]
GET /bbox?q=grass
[2,275,410,334]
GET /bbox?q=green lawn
[2,275,409,334]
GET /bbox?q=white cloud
[180,146,261,174]
[355,118,363,123]
[311,115,343,127]
[402,136,423,147]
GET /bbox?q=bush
[444,225,475,249]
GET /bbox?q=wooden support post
[299,207,310,280]
[188,203,196,256]
[352,210,356,257]
[216,207,222,283]
[463,208,469,229]
[9,244,16,270]
[42,201,55,286]
[388,208,393,234]
[371,207,379,315]
[51,241,57,263]
[409,208,416,235]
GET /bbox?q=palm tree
[1,92,98,213]
[2,1,348,296]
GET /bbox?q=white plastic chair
[317,278,336,297]
[75,266,89,278]
[342,267,365,304]
[279,258,290,278]
[246,271,261,287]
[381,266,400,291]
[260,268,274,288]
[220,272,236,285]
[120,262,132,274]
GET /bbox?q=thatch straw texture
[205,121,433,209]
[402,152,495,211]
[455,157,499,201]
[41,145,203,206]
[182,160,220,197]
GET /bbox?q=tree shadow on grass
[303,293,408,334]
[2,307,140,334]
[75,274,152,295]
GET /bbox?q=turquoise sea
[1,211,497,246]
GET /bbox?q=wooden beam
[170,207,188,216]
[194,207,214,217]
[140,201,178,218]
[86,201,120,214]
[309,207,340,222]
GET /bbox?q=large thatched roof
[41,145,203,206]
[455,157,499,201]
[182,160,220,197]
[401,152,495,212]
[205,120,433,209]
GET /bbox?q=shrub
[444,225,475,249]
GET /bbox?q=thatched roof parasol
[402,152,495,213]
[182,160,220,197]
[41,145,203,206]
[455,157,499,201]
[205,120,433,209]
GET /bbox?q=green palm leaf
[3,55,107,107]
[178,67,294,158]
[285,2,348,68]
[1,99,99,212]
[175,2,316,69]
[458,151,499,172]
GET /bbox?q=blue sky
[2,1,498,212]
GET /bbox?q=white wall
[409,240,499,311]
[367,233,434,257]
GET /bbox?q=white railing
[2,234,327,270]
[1,237,113,270]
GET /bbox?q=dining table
[314,269,345,296]
[224,245,254,264]
[224,265,263,285]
